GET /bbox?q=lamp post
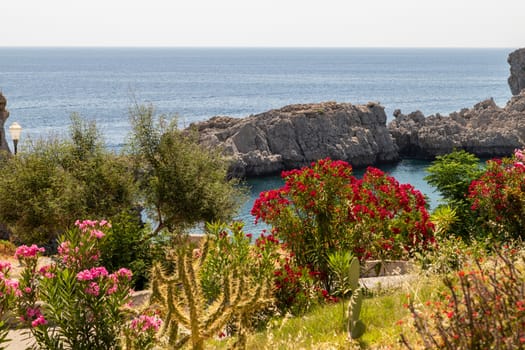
[8,122,22,155]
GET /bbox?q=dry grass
[206,273,445,349]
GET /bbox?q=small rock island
[193,101,399,177]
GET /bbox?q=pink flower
[107,284,118,295]
[39,265,56,279]
[99,220,111,228]
[130,314,162,333]
[76,266,109,281]
[14,244,45,259]
[515,148,524,161]
[90,229,105,239]
[85,282,100,296]
[3,279,20,296]
[116,268,133,281]
[75,219,96,231]
[26,307,40,318]
[31,315,47,327]
[77,270,94,281]
[58,241,69,256]
[0,261,11,272]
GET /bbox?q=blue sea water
[0,47,514,233]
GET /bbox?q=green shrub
[99,211,163,290]
[0,116,136,245]
[415,206,488,275]
[424,150,483,240]
[403,247,525,349]
[0,140,79,244]
[425,150,483,204]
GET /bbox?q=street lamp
[8,122,22,155]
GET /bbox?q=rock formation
[0,93,10,153]
[388,91,525,159]
[508,48,525,95]
[193,101,399,177]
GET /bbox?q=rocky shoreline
[388,91,525,159]
[193,48,525,177]
[193,92,525,177]
[193,101,399,177]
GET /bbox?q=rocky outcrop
[193,101,399,177]
[388,91,525,159]
[0,93,10,153]
[508,48,525,95]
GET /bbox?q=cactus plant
[149,224,274,349]
[327,252,365,340]
[347,256,365,339]
[347,287,365,339]
[348,256,360,291]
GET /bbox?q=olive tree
[128,104,245,236]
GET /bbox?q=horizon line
[0,45,518,50]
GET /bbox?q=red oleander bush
[251,158,435,289]
[468,148,525,239]
[271,251,328,315]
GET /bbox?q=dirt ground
[6,329,33,349]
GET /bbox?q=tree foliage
[424,150,483,239]
[0,115,136,245]
[425,150,483,205]
[128,104,245,235]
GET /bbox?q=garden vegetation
[0,106,524,349]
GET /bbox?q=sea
[0,47,514,233]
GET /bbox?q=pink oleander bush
[251,158,435,290]
[123,310,163,350]
[13,219,159,350]
[0,261,20,349]
[468,148,525,239]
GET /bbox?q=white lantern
[8,122,22,154]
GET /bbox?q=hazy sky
[3,0,524,47]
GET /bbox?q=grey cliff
[508,48,525,95]
[388,91,525,159]
[193,101,399,177]
[0,93,10,153]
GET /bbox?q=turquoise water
[0,47,512,233]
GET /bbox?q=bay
[0,47,513,233]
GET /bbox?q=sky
[2,0,525,47]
